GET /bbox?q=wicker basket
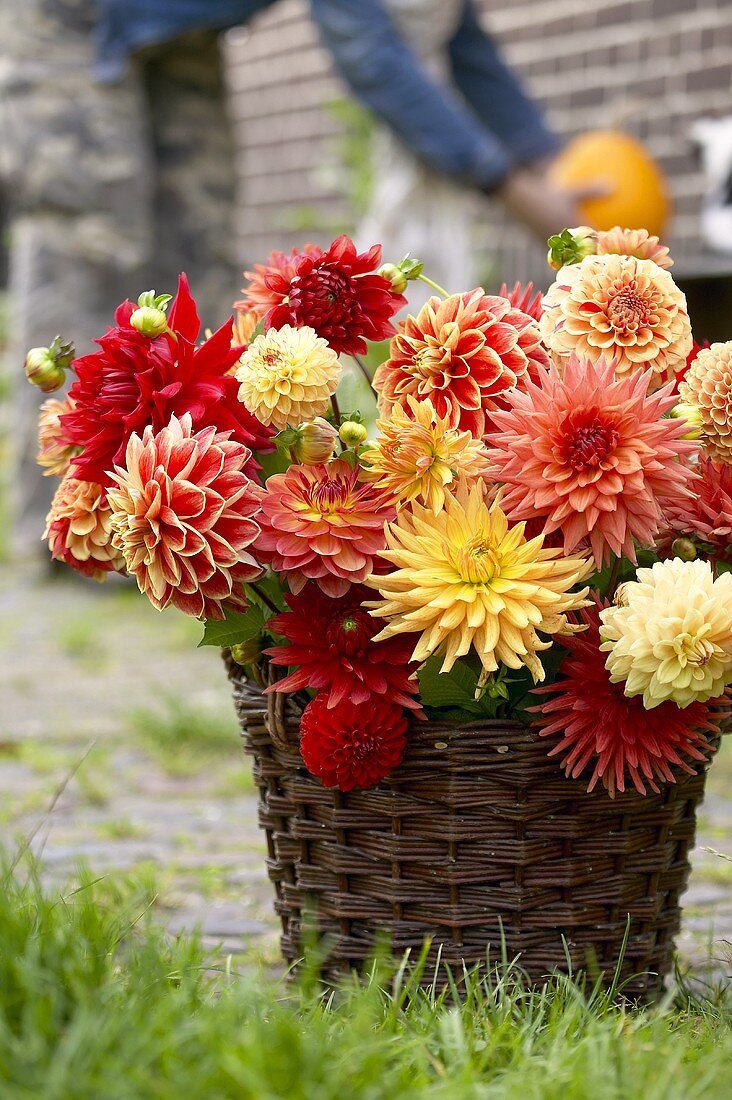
[227,656,715,998]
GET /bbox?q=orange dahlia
[596,226,673,269]
[360,395,491,513]
[540,254,692,389]
[254,458,394,597]
[373,290,549,438]
[487,356,698,568]
[236,243,322,317]
[45,475,125,581]
[107,413,264,619]
[37,395,80,477]
[679,341,732,464]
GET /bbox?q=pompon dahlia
[531,605,722,797]
[499,281,543,321]
[373,290,549,438]
[45,475,126,581]
[37,396,80,477]
[236,243,323,318]
[107,413,264,619]
[659,457,732,559]
[679,341,732,464]
[600,559,732,708]
[63,274,273,487]
[366,480,591,682]
[263,583,421,709]
[540,254,692,389]
[259,235,405,356]
[596,226,673,269]
[299,693,408,791]
[360,395,491,513]
[487,356,698,568]
[255,458,394,597]
[235,324,341,431]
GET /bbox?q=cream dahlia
[596,226,673,269]
[366,481,591,681]
[360,395,491,513]
[373,290,549,438]
[599,559,732,708]
[235,324,341,431]
[540,254,692,388]
[37,396,80,477]
[487,356,698,568]
[255,458,395,597]
[107,413,264,619]
[679,341,732,464]
[45,475,126,581]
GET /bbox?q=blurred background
[0,0,731,974]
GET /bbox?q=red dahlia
[63,274,273,487]
[530,605,724,797]
[264,583,421,710]
[236,243,323,317]
[299,694,408,791]
[259,234,405,355]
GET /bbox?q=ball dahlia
[373,290,549,438]
[531,605,722,796]
[600,559,732,708]
[596,226,673,269]
[254,235,404,356]
[255,458,394,597]
[37,395,80,477]
[660,457,732,560]
[366,480,591,682]
[487,356,698,568]
[679,341,732,464]
[63,274,273,487]
[360,395,491,514]
[45,474,126,581]
[236,243,323,317]
[235,324,341,431]
[264,583,421,710]
[107,413,264,619]
[299,693,408,791]
[540,254,692,388]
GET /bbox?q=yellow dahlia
[37,395,80,477]
[679,341,732,465]
[366,481,591,681]
[45,475,125,581]
[540,254,692,389]
[599,559,732,708]
[596,226,673,269]
[235,324,341,431]
[360,395,491,513]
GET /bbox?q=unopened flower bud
[24,336,74,393]
[672,537,697,562]
[378,262,408,295]
[230,637,262,666]
[130,305,169,338]
[547,226,598,271]
[613,582,631,607]
[291,417,338,465]
[670,402,702,440]
[339,420,368,448]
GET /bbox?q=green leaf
[198,604,267,649]
[418,657,482,710]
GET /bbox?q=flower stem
[417,273,451,299]
[353,354,373,385]
[606,556,621,600]
[246,582,280,616]
[331,393,342,426]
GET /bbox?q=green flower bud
[291,417,339,465]
[24,336,74,393]
[547,226,598,271]
[672,537,697,562]
[230,637,262,666]
[339,420,368,448]
[378,262,408,295]
[130,305,169,338]
[670,402,702,440]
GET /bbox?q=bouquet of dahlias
[27,228,732,797]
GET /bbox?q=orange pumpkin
[550,130,670,238]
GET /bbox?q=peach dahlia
[45,474,125,581]
[679,341,732,464]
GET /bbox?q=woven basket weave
[226,656,715,998]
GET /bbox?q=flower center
[672,631,716,667]
[565,417,619,469]
[607,286,648,332]
[310,476,350,514]
[326,609,372,656]
[454,534,501,584]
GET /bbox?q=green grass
[127,695,242,776]
[1,852,731,1099]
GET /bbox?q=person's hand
[496,167,609,242]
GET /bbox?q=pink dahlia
[373,289,549,438]
[236,243,323,318]
[255,458,394,597]
[530,605,723,796]
[256,235,404,355]
[487,356,698,568]
[106,413,264,619]
[45,475,126,581]
[499,281,543,321]
[660,456,732,560]
[264,583,421,709]
[63,274,273,488]
[299,694,408,791]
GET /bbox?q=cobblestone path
[1,563,730,980]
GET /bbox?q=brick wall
[226,0,732,287]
